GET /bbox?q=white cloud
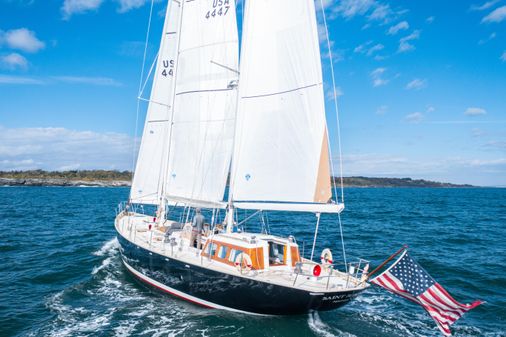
[0,159,37,171]
[469,158,506,165]
[317,22,328,43]
[339,153,506,186]
[342,153,412,176]
[332,0,376,19]
[398,30,420,53]
[405,112,424,123]
[370,67,388,87]
[472,128,486,137]
[482,5,506,23]
[315,0,333,11]
[52,76,122,86]
[387,21,409,35]
[428,120,505,125]
[354,41,372,53]
[376,105,388,115]
[426,16,435,24]
[1,28,45,53]
[0,74,121,86]
[471,0,500,11]
[366,43,384,56]
[0,126,134,171]
[0,74,44,85]
[501,51,506,61]
[484,141,506,149]
[465,107,487,116]
[0,53,28,70]
[426,106,435,113]
[355,41,384,57]
[326,86,343,100]
[116,0,151,13]
[62,0,160,18]
[479,32,496,44]
[328,49,345,62]
[62,0,103,19]
[322,0,405,27]
[406,78,427,90]
[368,4,392,22]
[320,38,344,62]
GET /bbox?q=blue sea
[0,187,504,337]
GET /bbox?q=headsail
[230,0,333,208]
[165,0,239,204]
[130,1,181,205]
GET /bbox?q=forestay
[231,0,332,206]
[130,1,180,205]
[164,0,239,204]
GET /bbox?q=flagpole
[367,244,408,279]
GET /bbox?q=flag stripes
[371,251,482,336]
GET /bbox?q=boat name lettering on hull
[322,294,355,302]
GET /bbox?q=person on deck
[191,208,205,250]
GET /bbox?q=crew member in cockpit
[191,208,205,250]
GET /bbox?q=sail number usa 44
[205,0,230,19]
[161,60,174,77]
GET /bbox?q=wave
[308,311,357,337]
[42,291,114,337]
[92,256,113,275]
[93,237,119,257]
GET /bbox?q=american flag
[370,250,483,336]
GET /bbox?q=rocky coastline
[0,177,130,187]
[0,175,475,188]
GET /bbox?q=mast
[225,3,248,233]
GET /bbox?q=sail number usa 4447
[205,0,231,19]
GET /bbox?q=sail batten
[241,82,322,100]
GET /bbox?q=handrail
[291,259,369,290]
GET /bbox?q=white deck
[115,212,369,294]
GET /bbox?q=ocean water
[0,187,504,337]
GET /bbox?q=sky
[0,0,505,186]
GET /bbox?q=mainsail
[230,0,335,211]
[130,2,181,205]
[165,0,239,204]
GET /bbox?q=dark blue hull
[117,233,364,315]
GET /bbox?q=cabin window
[269,242,285,265]
[217,245,228,259]
[228,249,244,263]
[205,242,218,257]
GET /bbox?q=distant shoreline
[0,170,476,188]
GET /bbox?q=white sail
[230,0,332,206]
[130,2,180,205]
[165,0,239,204]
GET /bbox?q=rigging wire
[337,212,348,272]
[310,213,322,261]
[131,0,156,178]
[138,51,160,99]
[319,0,347,270]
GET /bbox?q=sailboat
[115,0,370,315]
